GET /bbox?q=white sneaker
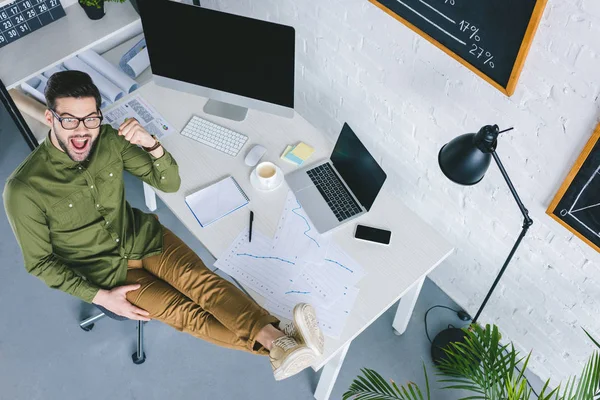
[283,303,325,356]
[269,336,316,381]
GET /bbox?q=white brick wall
[203,0,600,382]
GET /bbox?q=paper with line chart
[271,191,329,263]
[290,243,366,307]
[272,191,364,305]
[214,230,303,299]
[214,191,366,337]
[370,0,547,95]
[265,286,360,338]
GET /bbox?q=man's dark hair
[44,70,102,111]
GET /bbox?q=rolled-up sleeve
[119,135,181,193]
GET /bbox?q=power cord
[424,305,471,343]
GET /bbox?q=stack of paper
[280,142,315,166]
[215,191,365,338]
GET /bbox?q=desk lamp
[432,124,533,363]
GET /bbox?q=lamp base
[431,327,467,365]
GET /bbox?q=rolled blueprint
[100,94,111,110]
[119,38,150,78]
[126,47,150,78]
[64,57,124,102]
[42,64,67,79]
[21,75,48,104]
[78,49,139,93]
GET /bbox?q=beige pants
[125,227,279,355]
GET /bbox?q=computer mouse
[244,145,267,166]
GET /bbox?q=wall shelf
[0,1,141,89]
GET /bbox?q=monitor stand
[203,99,248,122]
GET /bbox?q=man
[4,71,323,381]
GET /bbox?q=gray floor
[1,124,542,399]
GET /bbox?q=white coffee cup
[255,161,278,188]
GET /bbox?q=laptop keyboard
[306,163,362,222]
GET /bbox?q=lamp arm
[471,151,534,324]
[471,222,530,324]
[491,151,534,227]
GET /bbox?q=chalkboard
[0,0,66,49]
[547,124,600,253]
[369,0,547,96]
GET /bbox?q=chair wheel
[132,352,146,365]
[81,323,94,332]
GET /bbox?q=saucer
[250,166,285,192]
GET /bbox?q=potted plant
[79,0,126,21]
[344,324,600,400]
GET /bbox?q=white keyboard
[180,115,248,157]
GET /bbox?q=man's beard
[53,122,99,162]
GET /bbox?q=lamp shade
[438,125,500,185]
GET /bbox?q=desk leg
[392,277,425,336]
[314,341,351,400]
[143,182,157,212]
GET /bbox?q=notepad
[185,177,249,227]
[280,142,315,166]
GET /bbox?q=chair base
[79,312,106,331]
[79,311,147,365]
[132,351,146,364]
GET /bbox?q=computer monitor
[137,0,296,121]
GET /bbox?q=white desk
[8,4,452,396]
[132,82,453,399]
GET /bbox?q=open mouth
[70,137,90,152]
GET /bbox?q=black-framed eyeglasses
[50,109,103,130]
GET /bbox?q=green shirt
[3,125,181,303]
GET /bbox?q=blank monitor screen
[138,0,295,109]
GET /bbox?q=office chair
[79,304,146,364]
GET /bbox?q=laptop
[285,123,387,233]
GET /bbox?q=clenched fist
[118,118,156,148]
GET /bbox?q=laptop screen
[331,123,387,210]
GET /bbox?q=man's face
[45,97,101,163]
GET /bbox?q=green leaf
[435,324,535,399]
[423,363,430,400]
[557,351,600,400]
[343,365,431,400]
[348,325,600,400]
[364,369,395,396]
[584,329,600,351]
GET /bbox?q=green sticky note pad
[280,145,293,159]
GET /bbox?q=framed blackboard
[0,0,66,49]
[547,124,600,253]
[369,0,547,96]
